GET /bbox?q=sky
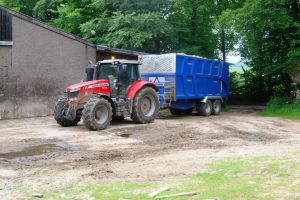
[227,54,241,63]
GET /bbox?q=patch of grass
[260,98,300,120]
[230,66,247,73]
[221,107,230,112]
[158,108,170,114]
[40,153,300,200]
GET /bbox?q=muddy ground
[0,108,300,199]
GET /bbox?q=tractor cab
[86,59,142,98]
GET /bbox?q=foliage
[43,0,94,37]
[260,98,300,120]
[229,67,270,104]
[223,0,300,97]
[168,0,246,59]
[79,0,176,53]
[0,0,39,16]
[33,0,59,21]
[80,10,174,53]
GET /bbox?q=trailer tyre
[82,97,112,130]
[196,100,212,116]
[131,87,159,123]
[211,100,221,115]
[54,97,81,127]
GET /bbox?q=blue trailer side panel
[175,54,229,99]
[140,54,230,109]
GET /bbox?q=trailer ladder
[163,81,174,107]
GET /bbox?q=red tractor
[54,58,159,130]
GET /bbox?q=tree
[169,0,245,60]
[226,0,300,97]
[33,0,59,21]
[207,0,246,62]
[168,0,216,58]
[80,0,175,53]
[1,0,39,17]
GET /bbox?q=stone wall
[0,16,96,119]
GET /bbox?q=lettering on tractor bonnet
[87,83,109,89]
[149,77,166,83]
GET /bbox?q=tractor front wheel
[54,97,81,127]
[82,97,112,130]
[131,87,159,124]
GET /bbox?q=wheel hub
[141,97,151,114]
[94,105,108,124]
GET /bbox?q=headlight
[70,87,80,92]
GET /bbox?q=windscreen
[96,64,117,80]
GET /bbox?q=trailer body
[140,53,230,112]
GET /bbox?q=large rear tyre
[82,97,112,130]
[131,87,159,124]
[211,100,221,115]
[54,97,80,127]
[196,100,212,116]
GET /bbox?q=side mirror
[85,67,95,81]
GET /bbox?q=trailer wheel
[169,108,182,115]
[54,97,81,127]
[131,87,159,123]
[196,100,212,116]
[82,97,112,130]
[211,100,221,115]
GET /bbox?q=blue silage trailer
[140,53,230,116]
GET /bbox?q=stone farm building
[0,5,141,119]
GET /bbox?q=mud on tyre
[131,87,159,124]
[82,97,112,130]
[54,97,81,127]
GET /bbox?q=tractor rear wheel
[54,97,81,127]
[131,87,159,124]
[196,100,212,116]
[82,97,112,130]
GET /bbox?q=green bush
[260,97,300,120]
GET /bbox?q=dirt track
[1,108,300,199]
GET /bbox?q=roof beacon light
[138,55,143,61]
